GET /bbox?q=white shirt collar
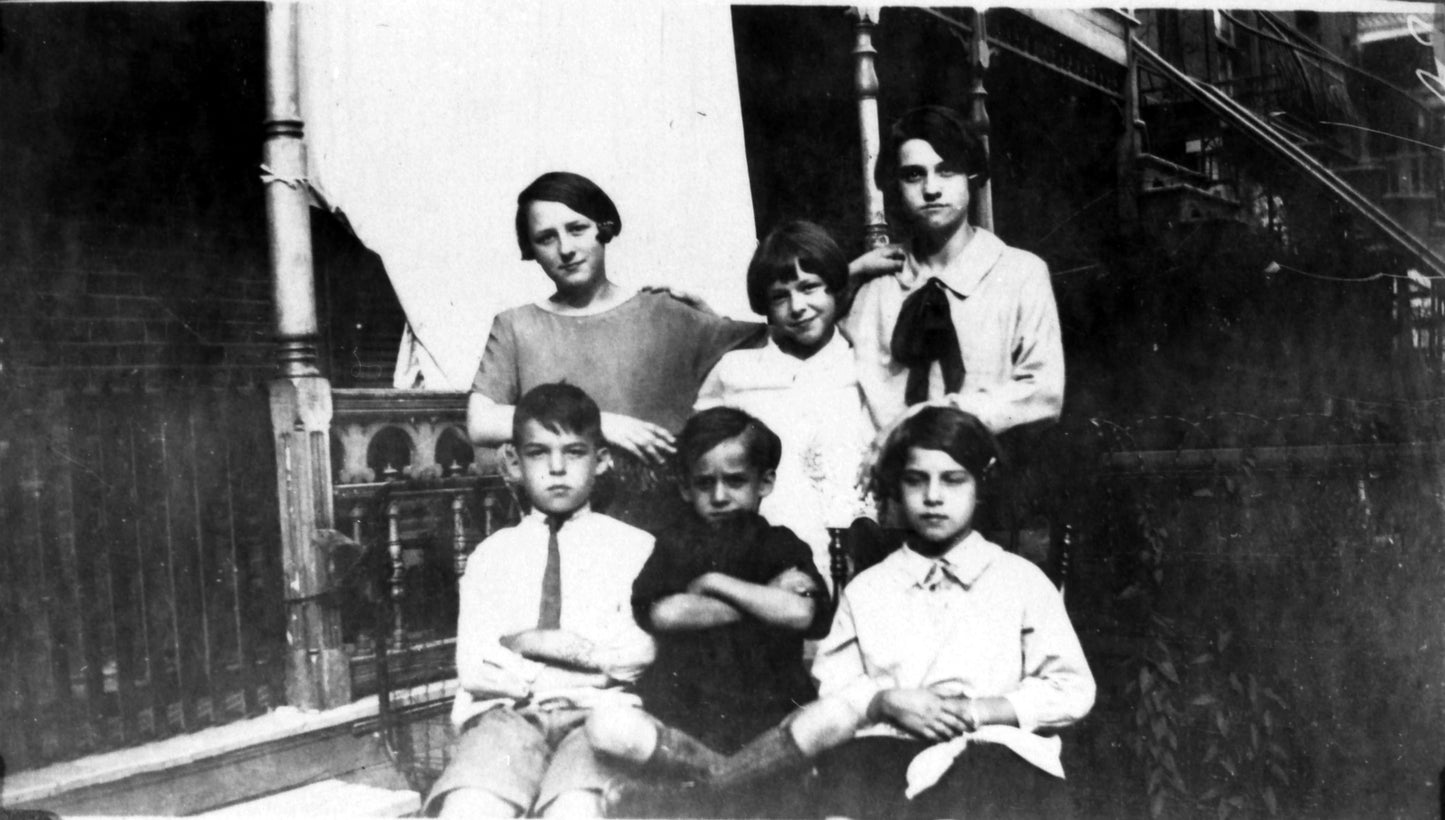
[762,324,852,365]
[901,228,1006,298]
[524,505,593,530]
[893,530,1000,589]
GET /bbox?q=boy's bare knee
[436,787,521,818]
[539,789,604,817]
[585,706,656,762]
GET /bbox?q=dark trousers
[816,737,1072,820]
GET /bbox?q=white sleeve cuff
[1002,691,1039,733]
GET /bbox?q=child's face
[513,420,610,517]
[524,199,607,296]
[897,138,970,238]
[898,445,977,552]
[681,438,774,525]
[766,262,838,354]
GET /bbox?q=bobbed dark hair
[675,406,782,482]
[745,220,852,316]
[872,406,1001,501]
[874,106,991,197]
[514,172,622,261]
[512,382,605,448]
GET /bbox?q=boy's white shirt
[451,508,655,728]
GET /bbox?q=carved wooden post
[264,1,348,710]
[968,8,994,232]
[1117,23,1143,229]
[853,6,891,249]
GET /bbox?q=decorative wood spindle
[482,493,496,539]
[386,499,404,647]
[828,528,849,604]
[349,503,364,546]
[452,494,469,579]
[852,5,891,249]
[1059,523,1073,591]
[968,8,995,232]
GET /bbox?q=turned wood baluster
[852,6,891,249]
[349,503,364,547]
[482,492,496,539]
[452,495,469,579]
[968,8,994,232]
[386,499,404,647]
[828,528,849,604]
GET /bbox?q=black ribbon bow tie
[890,277,965,406]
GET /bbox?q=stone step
[199,779,421,819]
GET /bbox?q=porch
[4,4,1445,819]
[0,384,507,816]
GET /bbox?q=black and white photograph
[2,2,1444,818]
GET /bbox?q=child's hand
[769,567,820,597]
[871,688,971,742]
[848,244,906,280]
[641,284,719,316]
[601,411,676,466]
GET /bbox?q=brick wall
[0,3,404,392]
[2,217,275,389]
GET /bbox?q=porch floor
[198,778,420,818]
[4,697,410,816]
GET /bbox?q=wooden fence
[0,386,285,771]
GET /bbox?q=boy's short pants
[422,705,623,816]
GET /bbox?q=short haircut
[873,406,1001,500]
[874,106,991,195]
[676,406,782,480]
[514,171,623,261]
[512,382,605,448]
[745,220,852,316]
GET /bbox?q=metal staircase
[1132,36,1445,278]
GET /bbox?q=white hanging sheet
[299,0,758,388]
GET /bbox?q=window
[1214,10,1241,85]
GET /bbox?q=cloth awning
[298,1,759,388]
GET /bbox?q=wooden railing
[330,389,520,697]
[0,385,286,772]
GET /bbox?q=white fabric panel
[299,0,758,389]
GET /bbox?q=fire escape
[1130,10,1445,378]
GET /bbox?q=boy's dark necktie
[891,277,965,406]
[538,515,564,629]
